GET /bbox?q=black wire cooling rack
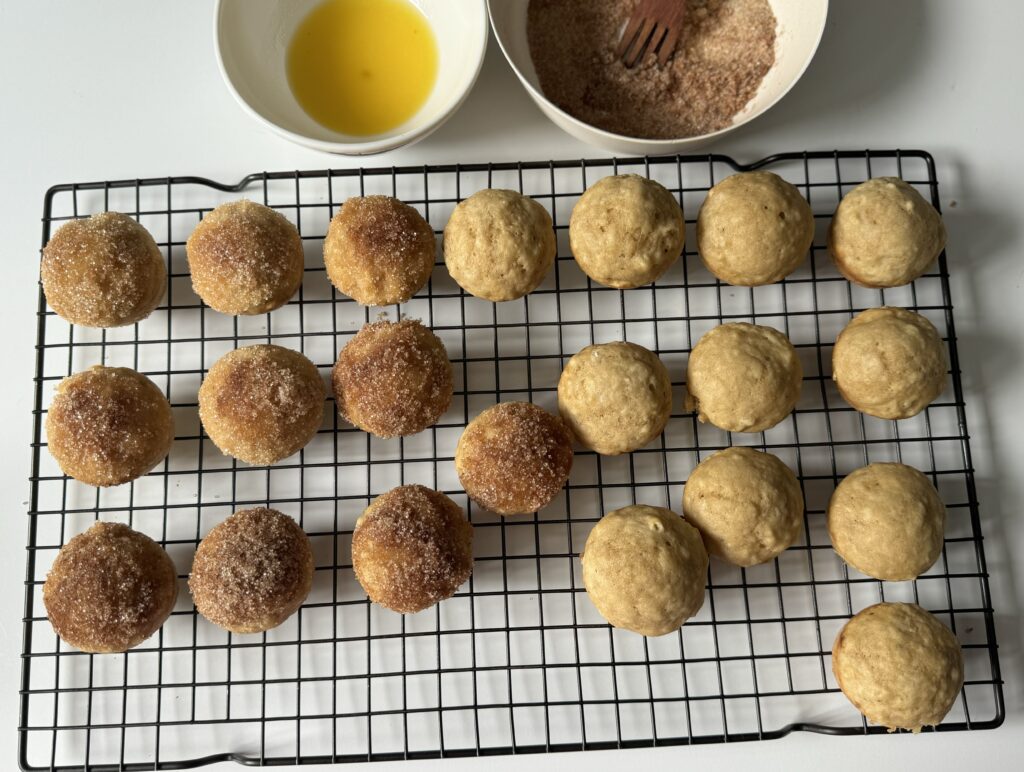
[20,151,1003,771]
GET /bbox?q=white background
[1,1,1021,770]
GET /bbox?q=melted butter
[287,0,438,136]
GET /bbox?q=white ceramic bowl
[488,0,828,155]
[215,0,488,155]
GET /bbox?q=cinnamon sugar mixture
[527,0,777,138]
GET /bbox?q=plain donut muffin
[186,200,304,315]
[455,401,573,515]
[684,323,802,433]
[443,189,556,301]
[44,521,178,653]
[683,447,804,566]
[189,507,314,634]
[41,212,166,327]
[697,171,814,286]
[828,177,946,288]
[828,462,945,581]
[569,174,684,289]
[557,341,673,455]
[46,366,174,487]
[581,505,707,636]
[352,485,473,613]
[332,319,453,438]
[832,602,963,731]
[323,195,436,306]
[832,307,947,419]
[199,344,325,465]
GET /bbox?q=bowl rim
[213,0,489,154]
[486,0,829,147]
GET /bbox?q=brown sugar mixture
[527,0,777,138]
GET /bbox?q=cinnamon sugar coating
[186,200,304,315]
[189,508,314,634]
[44,522,178,653]
[41,212,166,327]
[332,319,453,438]
[324,195,436,306]
[46,366,174,487]
[352,485,473,613]
[456,402,573,515]
[527,0,777,139]
[199,344,325,465]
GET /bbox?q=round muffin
[581,505,707,636]
[46,366,174,487]
[186,200,304,315]
[443,189,556,302]
[684,323,802,433]
[41,212,166,328]
[683,447,804,566]
[332,319,453,438]
[832,602,963,731]
[569,174,684,289]
[828,463,945,581]
[828,177,946,288]
[697,171,814,286]
[43,521,177,653]
[323,195,436,306]
[557,341,673,455]
[455,402,573,515]
[832,307,947,419]
[352,485,473,613]
[189,507,314,634]
[199,344,325,465]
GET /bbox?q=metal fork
[616,0,687,67]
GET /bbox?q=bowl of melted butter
[216,0,487,154]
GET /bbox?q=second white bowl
[488,0,828,155]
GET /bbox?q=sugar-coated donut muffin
[199,344,324,465]
[697,171,814,286]
[323,195,436,306]
[332,319,453,438]
[43,522,178,653]
[46,366,174,487]
[352,485,473,613]
[685,323,802,433]
[557,341,672,455]
[41,212,166,327]
[683,447,804,566]
[832,602,963,732]
[189,507,314,634]
[829,463,945,581]
[443,189,556,301]
[186,200,304,315]
[832,307,947,419]
[828,177,946,288]
[569,174,684,289]
[581,505,707,636]
[455,402,573,515]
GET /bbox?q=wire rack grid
[20,151,1003,771]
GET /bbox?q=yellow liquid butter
[286,0,439,136]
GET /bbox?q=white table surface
[1,1,1021,770]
